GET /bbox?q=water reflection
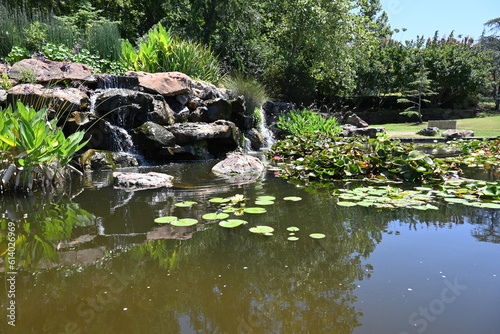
[1,162,499,333]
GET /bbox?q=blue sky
[380,0,500,41]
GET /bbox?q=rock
[7,84,89,114]
[212,154,265,175]
[417,127,440,136]
[113,171,174,189]
[126,71,193,96]
[192,80,223,100]
[9,59,94,83]
[341,124,386,138]
[93,88,174,129]
[205,98,232,122]
[95,74,139,89]
[231,96,254,130]
[244,128,264,151]
[132,122,176,161]
[442,129,474,139]
[80,150,139,170]
[166,120,238,145]
[345,113,369,128]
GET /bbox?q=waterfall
[257,107,275,150]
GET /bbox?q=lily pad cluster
[266,133,459,183]
[437,180,500,209]
[442,139,500,168]
[153,193,328,240]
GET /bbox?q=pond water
[1,159,499,334]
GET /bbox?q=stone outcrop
[113,171,174,189]
[125,71,192,96]
[341,124,386,138]
[9,58,94,83]
[7,84,89,114]
[80,150,140,171]
[212,154,265,175]
[442,129,474,139]
[417,127,440,136]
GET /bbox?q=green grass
[383,115,500,138]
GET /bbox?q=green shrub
[0,101,88,192]
[277,109,342,137]
[122,23,224,84]
[223,74,268,116]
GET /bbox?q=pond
[1,158,499,334]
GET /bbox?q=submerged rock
[212,154,265,175]
[113,172,174,189]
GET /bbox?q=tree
[481,17,500,110]
[397,64,436,123]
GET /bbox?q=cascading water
[257,107,276,150]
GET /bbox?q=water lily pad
[337,201,357,207]
[309,233,326,239]
[209,197,230,204]
[243,207,267,214]
[202,212,230,220]
[154,216,178,224]
[249,225,274,234]
[171,218,198,226]
[287,226,300,232]
[283,196,302,201]
[175,201,197,207]
[444,197,469,204]
[255,200,275,206]
[256,195,276,201]
[219,219,248,228]
[287,236,299,241]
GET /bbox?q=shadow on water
[0,160,499,333]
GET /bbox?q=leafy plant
[0,101,89,192]
[121,23,224,84]
[277,109,342,137]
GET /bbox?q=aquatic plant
[277,109,342,137]
[267,133,458,183]
[0,101,88,192]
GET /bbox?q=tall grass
[122,23,224,84]
[223,74,268,116]
[0,1,122,62]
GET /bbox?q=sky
[380,0,500,41]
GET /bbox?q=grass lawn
[383,115,500,138]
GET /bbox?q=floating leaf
[249,225,274,234]
[263,232,274,236]
[243,207,267,214]
[255,200,275,206]
[175,201,197,207]
[287,236,299,241]
[287,226,300,232]
[284,196,302,201]
[171,218,198,226]
[154,216,178,224]
[219,219,248,228]
[309,233,326,239]
[444,197,468,204]
[337,201,357,207]
[256,195,276,201]
[202,212,230,220]
[209,197,230,204]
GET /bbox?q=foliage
[277,109,342,137]
[122,23,224,84]
[0,101,88,192]
[222,74,268,116]
[266,133,458,183]
[481,18,500,110]
[397,64,436,122]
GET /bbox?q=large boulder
[166,120,238,144]
[341,124,386,138]
[113,172,174,189]
[125,71,193,97]
[93,88,174,129]
[212,154,265,175]
[417,127,440,136]
[9,59,94,83]
[442,129,474,139]
[205,98,232,122]
[80,150,139,171]
[132,122,176,161]
[345,113,369,128]
[7,84,89,114]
